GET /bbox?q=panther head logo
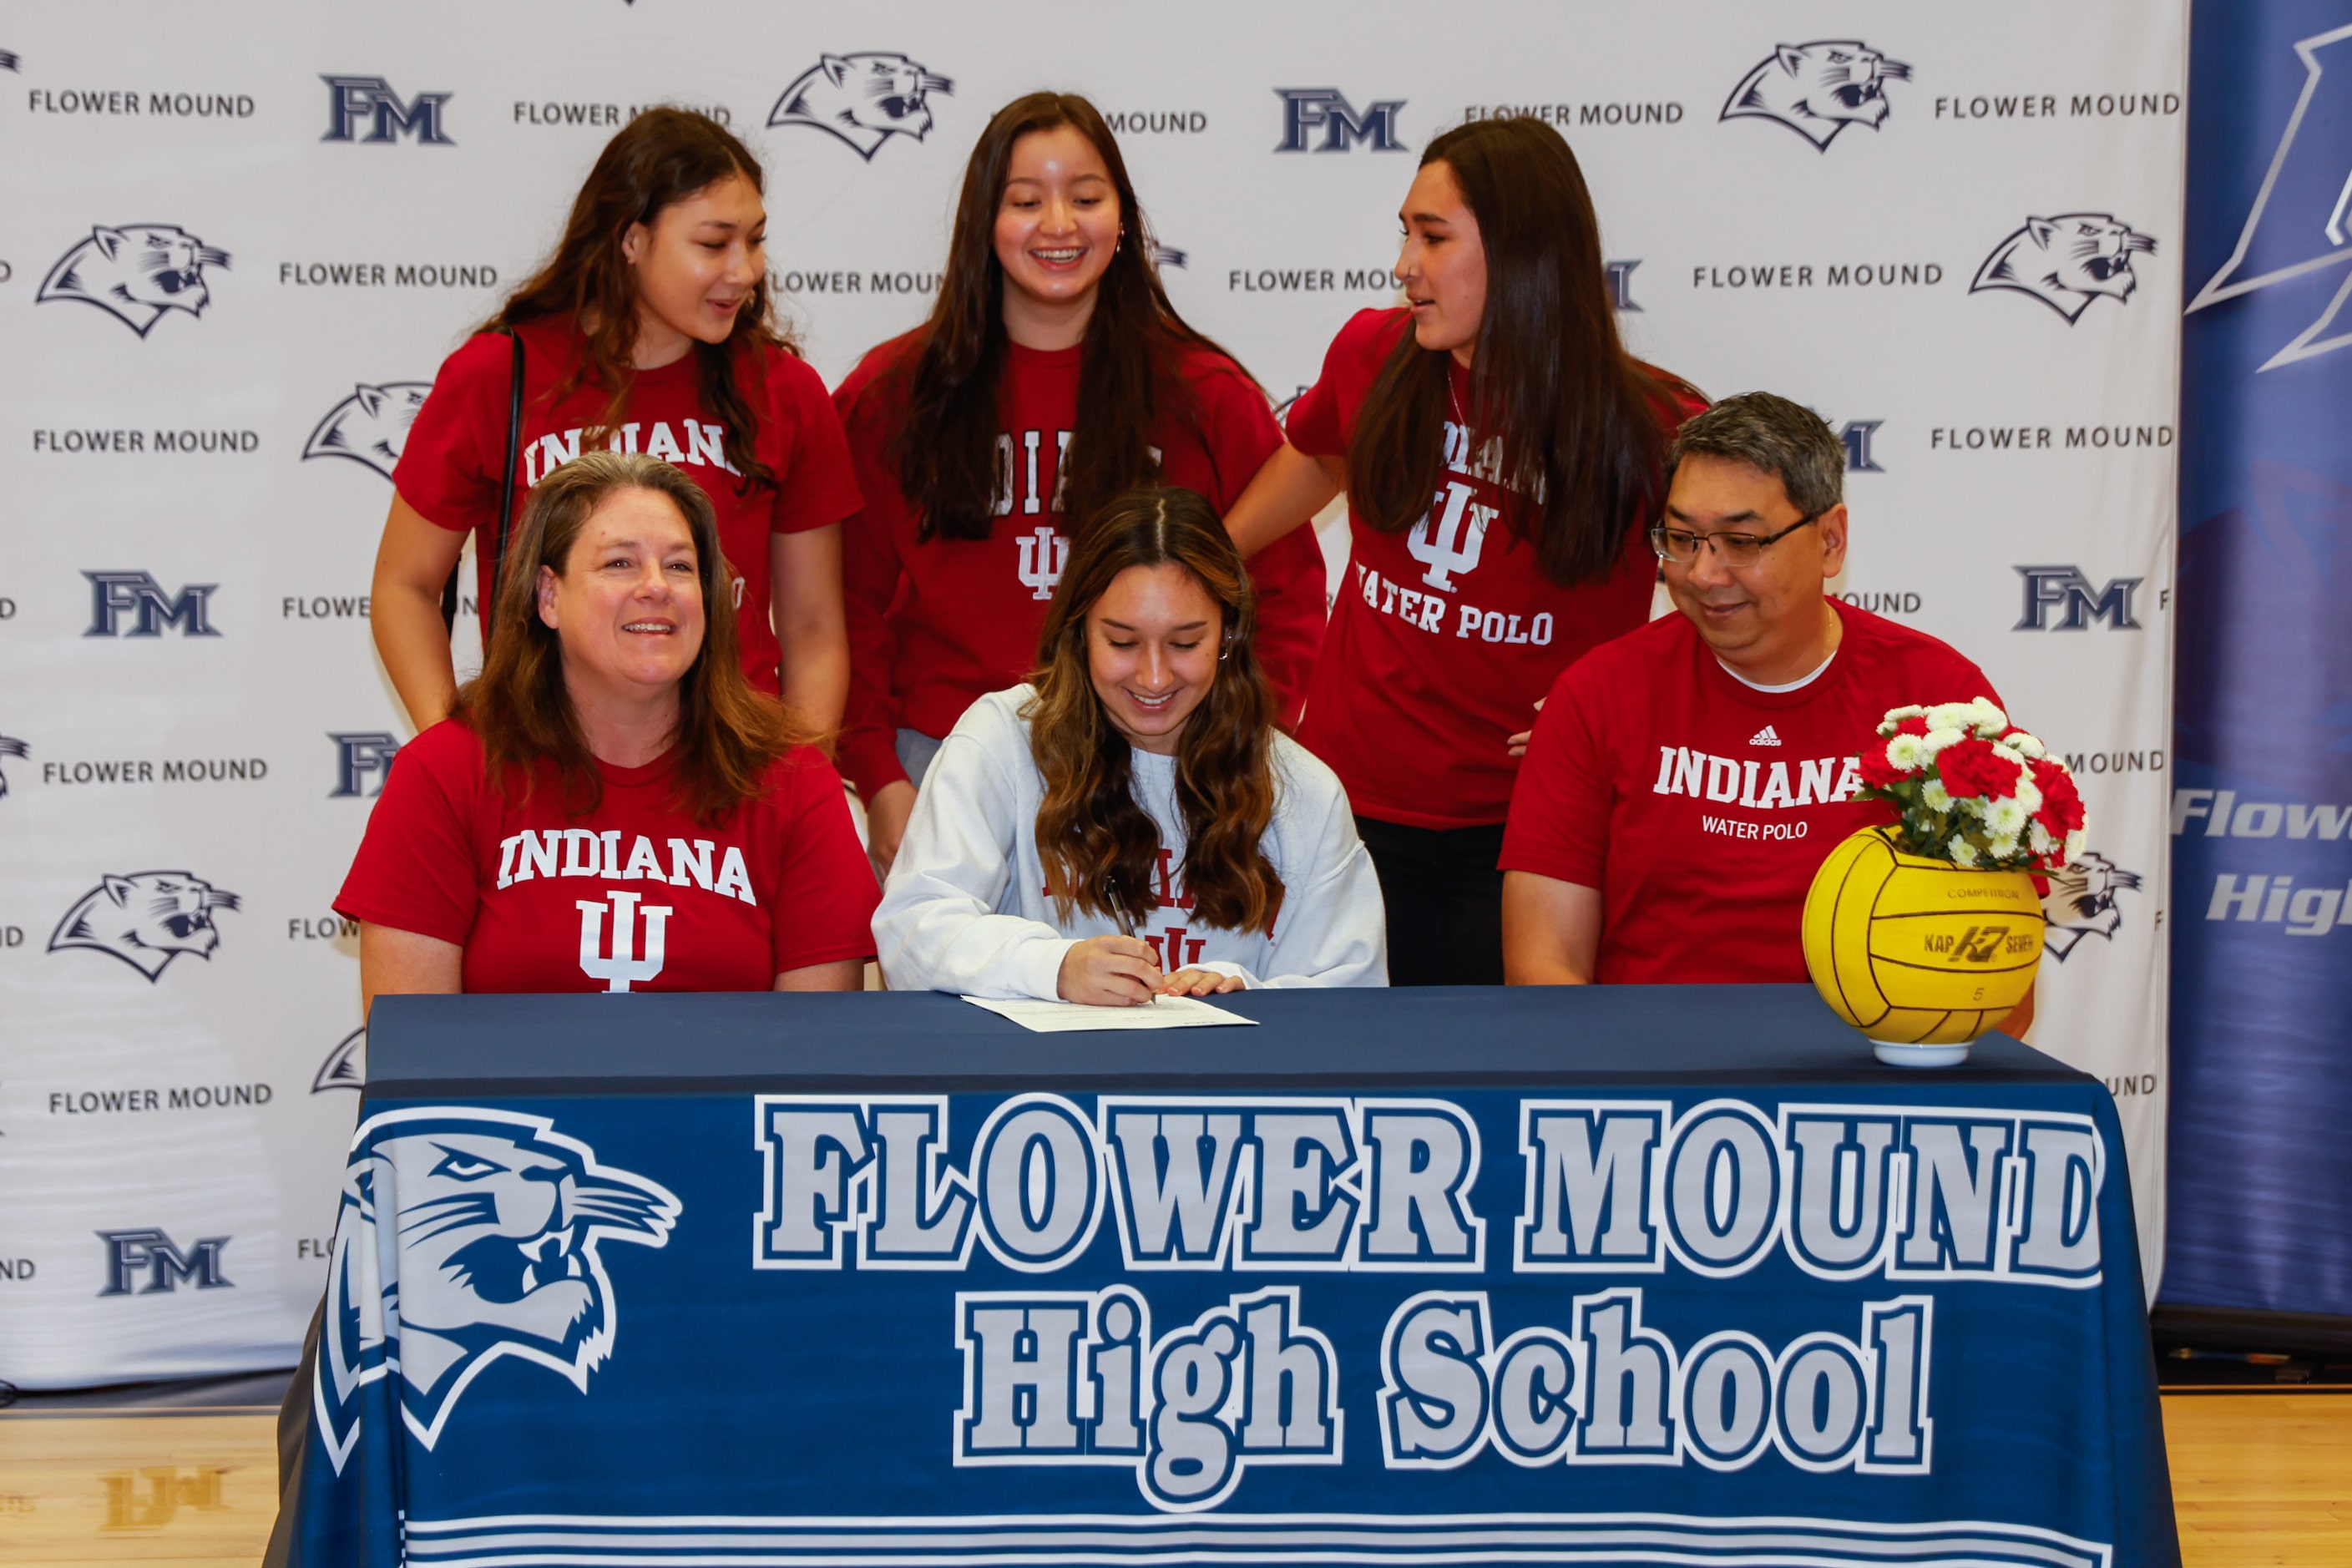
[38,225,231,336]
[302,382,431,480]
[2041,851,2144,959]
[314,1109,680,1468]
[768,52,953,159]
[0,50,19,72]
[0,733,24,799]
[1722,40,1912,150]
[49,871,240,981]
[312,1028,366,1094]
[1972,214,2158,323]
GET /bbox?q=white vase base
[1870,1039,1972,1069]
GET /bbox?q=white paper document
[960,994,1259,1033]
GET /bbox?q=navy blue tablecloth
[281,985,2177,1567]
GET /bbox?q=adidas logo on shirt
[1748,725,1783,746]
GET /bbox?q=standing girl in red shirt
[834,92,1330,872]
[374,109,860,732]
[1222,116,1705,985]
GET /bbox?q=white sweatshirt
[876,686,1388,998]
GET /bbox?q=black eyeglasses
[1648,513,1821,566]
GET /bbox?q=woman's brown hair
[1026,487,1282,937]
[453,449,815,822]
[485,108,792,491]
[889,93,1247,542]
[1349,116,1697,585]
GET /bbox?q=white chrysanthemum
[2064,827,2087,864]
[1925,702,1974,734]
[1920,726,1965,758]
[1879,705,1926,736]
[1991,741,2028,766]
[2029,821,2056,854]
[1967,698,2010,736]
[1921,779,1953,812]
[1949,837,1980,867]
[1987,832,2021,861]
[2008,731,2047,761]
[1985,797,2029,836]
[2014,775,2043,813]
[1886,735,1925,771]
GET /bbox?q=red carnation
[1894,716,1930,736]
[1932,736,2021,802]
[1858,742,1911,790]
[2029,757,2086,835]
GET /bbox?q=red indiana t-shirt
[1286,306,1704,829]
[831,331,1329,802]
[395,317,863,694]
[335,719,878,993]
[1499,599,2002,985]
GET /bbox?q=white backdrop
[0,1,2185,1387]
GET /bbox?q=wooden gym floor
[0,1378,2345,1565]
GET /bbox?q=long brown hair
[485,108,791,491]
[889,93,1244,542]
[1027,488,1282,936]
[453,450,814,822]
[1350,116,1692,585]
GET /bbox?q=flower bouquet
[1854,698,2086,873]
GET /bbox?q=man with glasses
[1500,392,2016,1002]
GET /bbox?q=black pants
[1355,816,1506,987]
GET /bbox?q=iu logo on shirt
[1016,526,1070,600]
[576,890,672,991]
[1406,479,1494,590]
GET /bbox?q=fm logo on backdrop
[316,1109,680,1468]
[50,872,240,982]
[769,53,952,159]
[99,1229,231,1295]
[2015,565,2143,631]
[38,225,229,336]
[2187,21,2352,368]
[331,732,402,797]
[304,384,429,479]
[84,572,218,637]
[1275,89,1405,153]
[1972,215,2157,323]
[1722,41,1910,150]
[321,75,453,144]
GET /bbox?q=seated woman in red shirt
[833,91,1331,874]
[338,450,877,1010]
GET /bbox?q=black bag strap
[438,328,526,646]
[484,329,527,649]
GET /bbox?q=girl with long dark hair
[873,487,1383,1003]
[1222,115,1706,986]
[375,108,859,731]
[834,92,1331,873]
[340,452,876,1004]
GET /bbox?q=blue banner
[2168,3,2352,1316]
[281,1075,2173,1567]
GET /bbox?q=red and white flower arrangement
[1854,698,2086,872]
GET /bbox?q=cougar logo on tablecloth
[303,383,429,478]
[38,225,230,336]
[315,1109,680,1469]
[1721,41,1912,150]
[1970,215,2156,322]
[2042,851,2143,960]
[49,872,240,981]
[0,733,25,798]
[768,53,953,159]
[312,1029,366,1094]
